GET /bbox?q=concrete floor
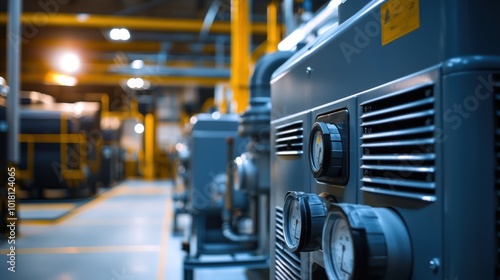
[0,180,255,280]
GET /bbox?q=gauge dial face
[330,218,354,280]
[286,200,302,248]
[311,129,324,172]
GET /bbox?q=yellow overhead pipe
[22,60,218,73]
[15,72,229,87]
[13,39,223,54]
[0,13,268,34]
[231,0,251,113]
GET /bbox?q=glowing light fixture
[131,60,144,69]
[127,77,151,89]
[110,28,131,41]
[127,77,146,89]
[57,52,80,74]
[134,123,145,134]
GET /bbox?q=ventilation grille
[274,207,301,280]
[275,121,304,156]
[360,84,436,201]
[493,73,500,278]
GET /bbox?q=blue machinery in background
[179,52,294,279]
[270,0,500,279]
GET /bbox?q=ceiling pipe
[199,0,222,41]
[0,13,268,34]
[108,65,230,78]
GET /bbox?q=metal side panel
[270,111,311,279]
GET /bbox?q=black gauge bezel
[309,122,333,178]
[311,109,349,185]
[323,208,366,280]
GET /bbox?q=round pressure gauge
[309,122,343,178]
[283,191,328,253]
[323,204,412,280]
[331,217,354,279]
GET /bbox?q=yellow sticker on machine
[381,0,420,45]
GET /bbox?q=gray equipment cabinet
[270,0,500,279]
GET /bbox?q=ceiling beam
[16,72,228,87]
[0,13,268,34]
[108,65,230,78]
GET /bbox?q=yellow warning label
[381,0,420,46]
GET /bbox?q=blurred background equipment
[179,112,253,280]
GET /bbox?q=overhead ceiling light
[131,60,144,69]
[110,28,131,41]
[126,77,145,89]
[134,123,145,134]
[57,51,81,74]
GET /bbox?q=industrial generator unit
[270,0,500,279]
[181,51,296,279]
[182,112,254,278]
[17,101,102,198]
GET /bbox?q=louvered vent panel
[274,207,301,280]
[360,84,436,201]
[275,121,304,156]
[493,73,500,278]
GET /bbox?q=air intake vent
[493,73,500,278]
[275,121,304,156]
[275,207,301,280]
[360,84,436,201]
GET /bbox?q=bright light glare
[134,123,145,134]
[121,28,130,40]
[131,60,144,69]
[110,28,121,40]
[127,78,145,89]
[278,0,340,51]
[53,74,77,86]
[75,103,84,115]
[58,52,80,73]
[110,28,131,41]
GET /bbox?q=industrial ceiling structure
[0,0,329,112]
[0,0,275,106]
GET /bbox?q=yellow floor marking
[109,187,169,195]
[157,187,173,280]
[20,203,76,211]
[19,183,169,227]
[53,185,128,224]
[0,245,160,255]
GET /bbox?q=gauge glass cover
[286,200,302,248]
[311,129,324,172]
[331,217,354,280]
